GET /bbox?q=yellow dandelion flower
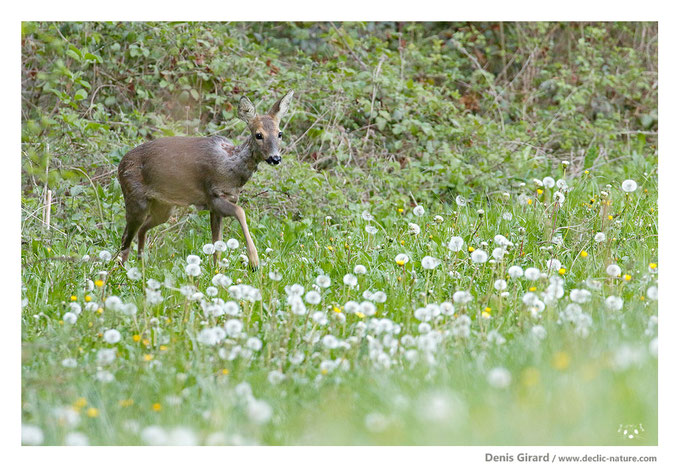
[86,407,99,418]
[397,276,402,281]
[74,397,87,409]
[558,268,566,275]
[527,199,533,205]
[84,295,91,302]
[326,246,334,252]
[397,208,404,213]
[396,259,405,266]
[551,351,571,370]
[537,189,543,195]
[639,295,645,301]
[400,240,405,245]
[96,308,103,314]
[119,399,134,408]
[468,246,475,252]
[321,368,329,375]
[133,334,141,342]
[355,311,366,319]
[584,170,590,175]
[484,307,491,313]
[143,354,154,361]
[70,295,77,301]
[344,243,349,249]
[142,339,150,346]
[649,262,657,270]
[94,279,104,288]
[529,286,537,292]
[152,403,162,412]
[332,306,342,314]
[481,311,491,319]
[221,368,229,375]
[159,345,168,351]
[608,215,613,220]
[580,250,588,258]
[624,274,632,281]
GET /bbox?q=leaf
[74,89,88,101]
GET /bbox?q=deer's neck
[233,137,260,177]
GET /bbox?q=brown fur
[117,90,294,268]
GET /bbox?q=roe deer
[117,90,294,269]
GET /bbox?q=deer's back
[119,136,245,207]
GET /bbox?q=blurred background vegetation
[21,22,657,244]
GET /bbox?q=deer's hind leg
[120,198,149,264]
[137,200,173,259]
[210,211,223,266]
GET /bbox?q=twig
[362,55,386,151]
[330,23,368,72]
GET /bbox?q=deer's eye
[255,133,263,140]
[278,132,283,138]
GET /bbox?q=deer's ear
[268,90,294,121]
[238,96,257,123]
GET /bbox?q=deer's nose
[266,155,281,165]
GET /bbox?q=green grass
[21,161,658,445]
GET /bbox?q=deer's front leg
[209,196,259,269]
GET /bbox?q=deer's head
[238,90,294,166]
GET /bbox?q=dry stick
[330,23,368,72]
[450,39,505,132]
[68,166,105,225]
[362,56,386,152]
[45,190,52,231]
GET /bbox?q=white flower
[570,289,592,303]
[185,263,202,277]
[354,264,367,275]
[104,295,123,311]
[316,275,331,288]
[455,195,467,206]
[647,285,658,300]
[606,264,622,277]
[452,290,473,304]
[126,267,142,280]
[96,370,114,383]
[141,426,168,445]
[98,250,112,262]
[202,243,216,255]
[395,253,410,265]
[247,399,272,425]
[408,223,421,235]
[546,259,561,271]
[621,179,638,192]
[268,271,283,281]
[605,295,624,311]
[226,238,240,249]
[556,179,568,190]
[365,225,378,235]
[531,325,547,340]
[224,319,243,337]
[343,274,358,287]
[360,301,377,316]
[268,370,285,385]
[553,192,565,206]
[421,256,441,270]
[322,335,339,349]
[205,286,218,297]
[197,327,224,346]
[494,279,507,291]
[103,329,121,344]
[186,255,201,265]
[63,312,77,324]
[448,236,465,252]
[214,241,227,252]
[434,215,444,223]
[61,357,77,368]
[502,212,513,221]
[22,424,44,445]
[168,427,198,446]
[493,234,511,246]
[361,210,374,221]
[373,291,387,303]
[440,301,455,316]
[413,205,425,217]
[594,232,606,243]
[542,177,555,188]
[246,337,262,351]
[305,290,321,305]
[524,267,540,281]
[522,292,540,306]
[96,348,116,365]
[487,367,512,388]
[508,265,523,279]
[470,249,488,263]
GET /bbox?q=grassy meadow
[21,22,658,445]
